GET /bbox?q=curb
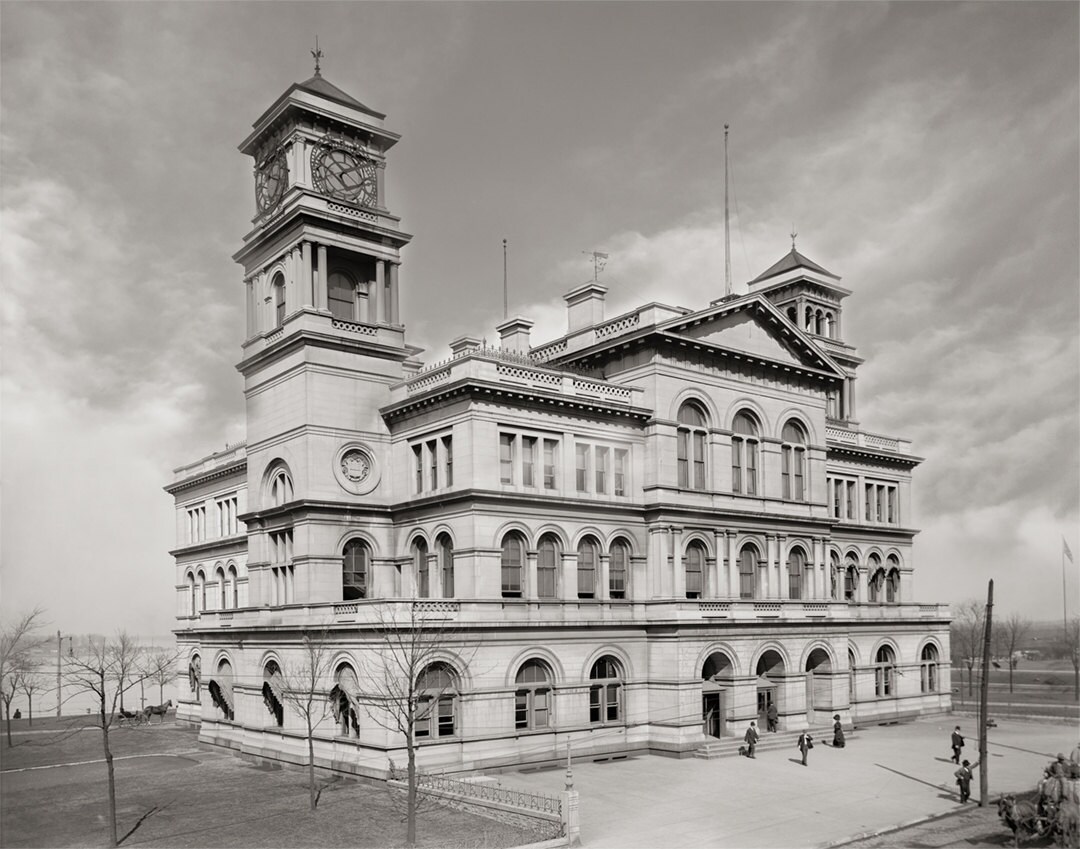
[816,806,975,849]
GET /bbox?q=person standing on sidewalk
[797,731,813,766]
[832,714,845,748]
[766,702,778,732]
[744,721,759,758]
[954,759,980,803]
[950,726,964,764]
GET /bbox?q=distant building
[167,68,951,776]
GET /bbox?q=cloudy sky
[2,2,1077,637]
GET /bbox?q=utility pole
[56,630,62,718]
[978,579,993,806]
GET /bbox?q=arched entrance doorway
[805,647,833,724]
[701,652,734,738]
[756,650,785,727]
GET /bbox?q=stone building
[167,67,950,776]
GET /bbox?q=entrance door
[702,693,721,738]
[757,688,775,725]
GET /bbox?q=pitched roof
[751,248,838,284]
[295,74,385,120]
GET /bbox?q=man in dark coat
[832,714,845,748]
[744,721,759,758]
[797,731,813,766]
[766,702,778,732]
[950,726,964,764]
[955,759,980,803]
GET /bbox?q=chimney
[565,283,607,332]
[448,335,481,356]
[495,316,534,353]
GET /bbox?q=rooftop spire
[311,37,323,77]
[790,225,798,252]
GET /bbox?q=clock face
[311,137,378,208]
[255,150,288,214]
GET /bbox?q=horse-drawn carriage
[998,758,1080,848]
[115,699,172,727]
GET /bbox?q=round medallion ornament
[255,148,289,214]
[333,442,380,495]
[310,136,378,208]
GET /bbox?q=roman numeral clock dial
[310,136,378,208]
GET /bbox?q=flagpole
[1064,538,1069,638]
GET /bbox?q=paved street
[504,717,1079,848]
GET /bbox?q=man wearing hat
[744,720,759,759]
[832,714,845,748]
[954,758,980,803]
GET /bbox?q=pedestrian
[1070,741,1080,766]
[13,708,21,719]
[766,702,778,732]
[950,725,964,764]
[797,731,813,766]
[832,713,845,748]
[744,721,759,759]
[954,759,980,803]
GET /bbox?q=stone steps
[693,725,844,759]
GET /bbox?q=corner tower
[233,63,418,605]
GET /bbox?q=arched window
[739,545,758,599]
[677,402,708,490]
[501,534,524,598]
[848,650,857,701]
[414,539,429,598]
[805,306,814,332]
[685,541,705,599]
[415,663,458,739]
[577,537,599,599]
[536,535,558,599]
[217,566,227,610]
[515,660,552,730]
[188,655,201,697]
[920,644,939,693]
[787,548,806,600]
[262,661,284,727]
[438,535,455,599]
[327,271,355,322]
[186,572,196,616]
[886,556,901,604]
[272,272,286,328]
[844,554,858,601]
[867,555,883,603]
[825,312,835,338]
[197,570,207,613]
[207,658,234,721]
[227,565,238,609]
[609,539,630,600]
[269,466,293,507]
[786,305,797,323]
[589,656,623,724]
[874,645,896,697]
[731,412,759,495]
[830,551,841,601]
[780,421,807,501]
[330,664,360,737]
[343,539,369,600]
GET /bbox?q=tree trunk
[1008,662,1014,694]
[4,700,11,747]
[28,694,33,726]
[407,737,417,847]
[1073,660,1079,701]
[967,662,975,696]
[101,687,118,847]
[160,682,164,704]
[308,716,317,811]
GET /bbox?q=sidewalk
[503,717,1079,848]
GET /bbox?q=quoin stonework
[167,67,951,777]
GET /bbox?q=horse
[142,699,172,724]
[1053,799,1079,849]
[998,794,1045,847]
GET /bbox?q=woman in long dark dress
[832,714,845,748]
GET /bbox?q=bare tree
[1065,616,1080,701]
[357,602,471,848]
[17,669,49,726]
[1,608,46,746]
[65,632,153,847]
[277,627,335,811]
[995,613,1032,694]
[142,649,180,705]
[951,599,984,697]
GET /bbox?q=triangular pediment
[660,296,841,376]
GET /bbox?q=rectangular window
[887,487,897,524]
[589,686,602,723]
[865,484,873,521]
[533,690,549,728]
[793,449,804,501]
[415,698,432,738]
[437,696,454,737]
[782,448,791,500]
[606,684,619,721]
[443,436,453,487]
[876,485,886,522]
[500,434,515,484]
[846,481,856,520]
[428,440,438,490]
[522,436,537,487]
[829,478,840,518]
[543,439,558,490]
[413,444,423,493]
[731,441,742,493]
[514,691,528,729]
[693,432,706,489]
[686,559,703,597]
[575,444,589,493]
[595,447,609,494]
[614,448,628,497]
[745,442,757,495]
[577,551,596,598]
[677,431,689,488]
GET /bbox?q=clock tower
[232,62,419,604]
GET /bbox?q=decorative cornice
[165,459,247,495]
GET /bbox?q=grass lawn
[1,724,542,848]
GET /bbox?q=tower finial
[312,37,324,77]
[790,225,798,252]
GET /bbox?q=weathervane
[312,37,324,77]
[583,250,609,283]
[790,225,798,252]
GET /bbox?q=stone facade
[167,69,950,777]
